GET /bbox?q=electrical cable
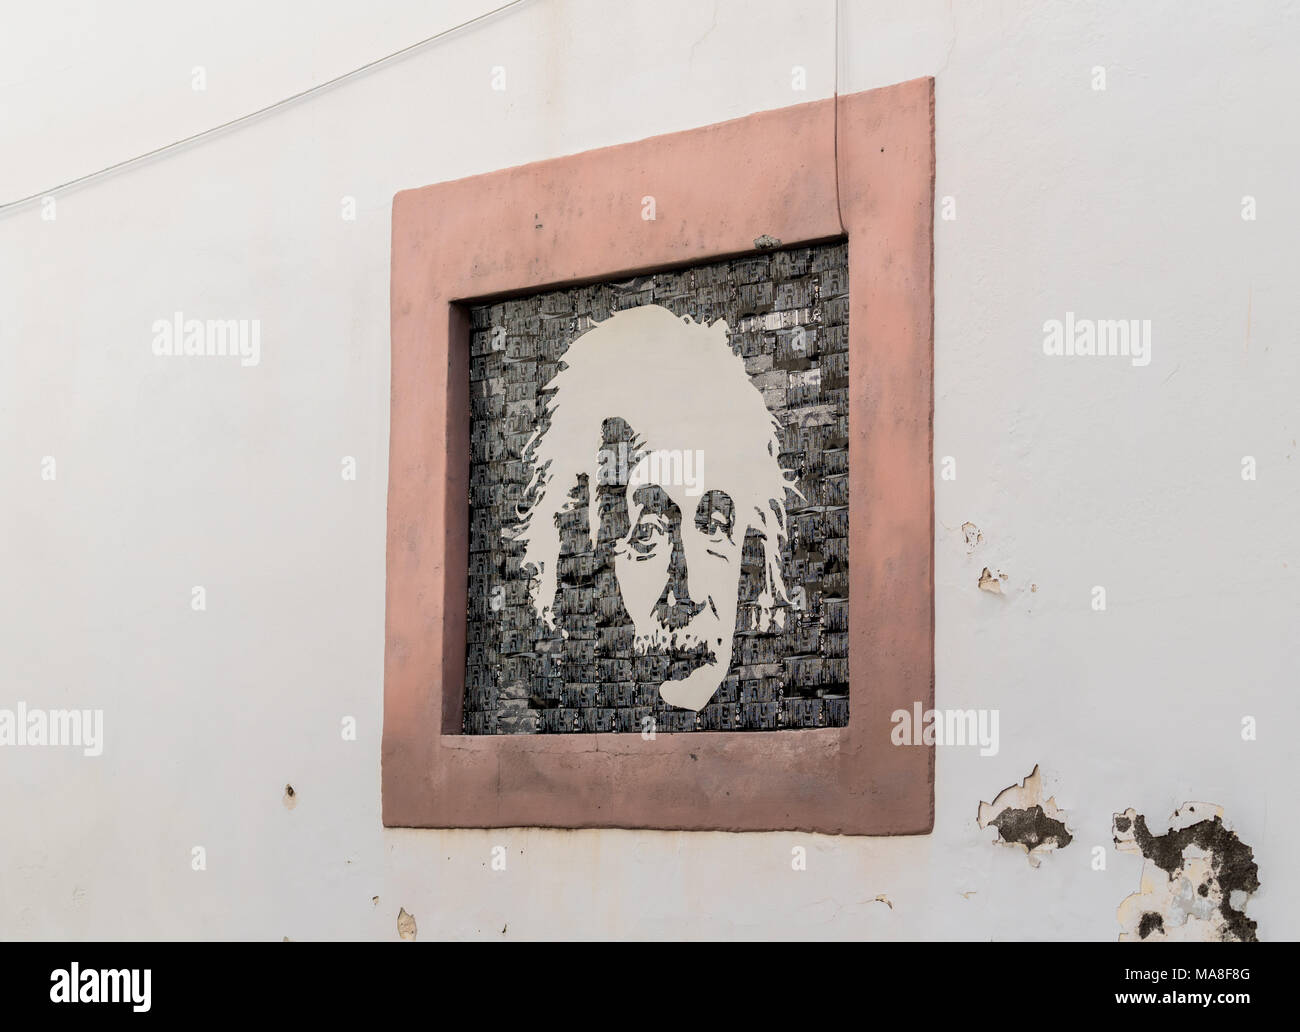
[0,0,529,213]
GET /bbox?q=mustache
[631,629,718,669]
[652,592,718,631]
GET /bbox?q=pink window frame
[384,77,935,834]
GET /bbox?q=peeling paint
[282,784,297,810]
[397,907,417,941]
[1112,802,1259,942]
[873,894,893,909]
[961,521,982,553]
[977,567,1004,594]
[977,765,1072,866]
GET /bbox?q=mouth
[665,638,716,679]
[633,628,719,678]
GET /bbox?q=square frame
[384,78,934,834]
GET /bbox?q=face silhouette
[610,450,743,711]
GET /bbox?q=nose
[657,518,704,629]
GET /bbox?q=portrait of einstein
[513,304,800,712]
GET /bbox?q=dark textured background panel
[465,241,849,734]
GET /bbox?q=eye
[627,517,666,555]
[695,491,735,543]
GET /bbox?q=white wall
[2,0,1296,940]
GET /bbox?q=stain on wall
[1113,802,1259,942]
[977,765,1073,866]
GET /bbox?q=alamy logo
[1042,312,1151,367]
[597,443,706,496]
[0,703,102,756]
[151,311,261,367]
[50,964,151,1012]
[891,703,999,756]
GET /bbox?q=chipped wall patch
[397,907,417,941]
[1112,802,1259,942]
[977,764,1072,866]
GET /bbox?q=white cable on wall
[0,0,530,214]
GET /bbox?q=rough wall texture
[3,0,1294,940]
[464,243,850,734]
